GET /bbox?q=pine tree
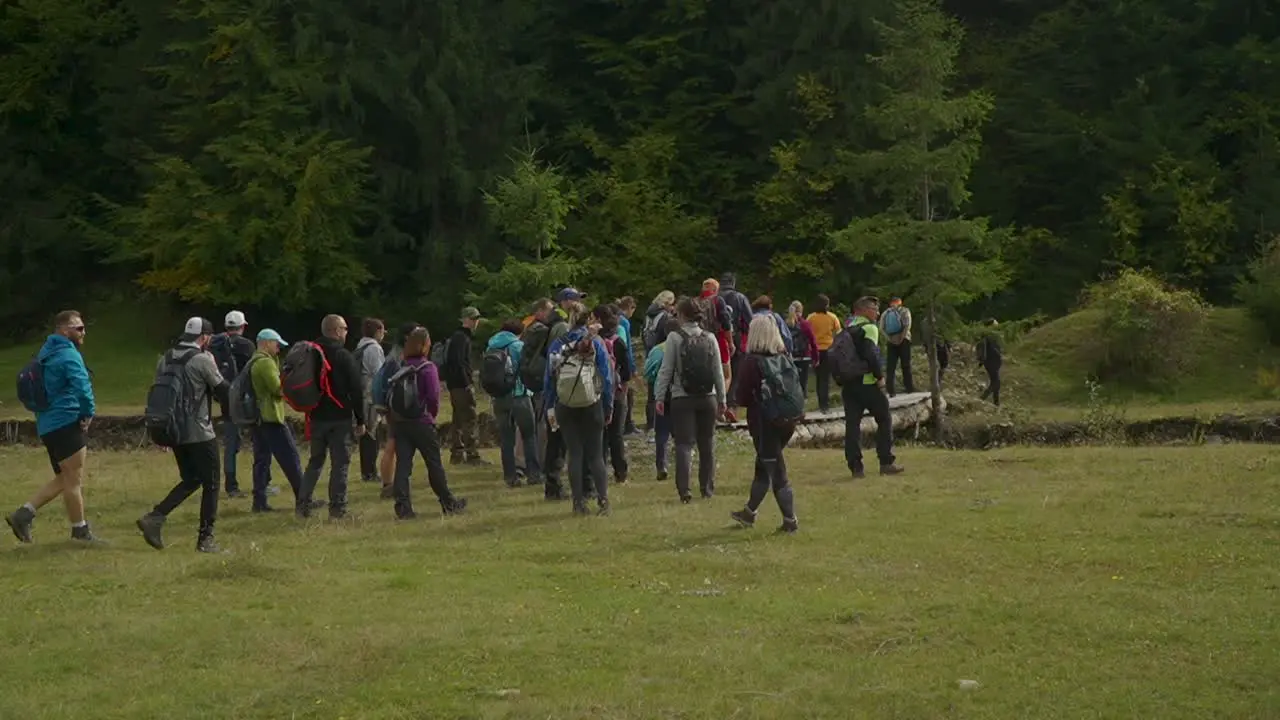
[831,0,1007,435]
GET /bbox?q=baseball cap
[224,310,247,328]
[183,317,214,338]
[461,306,482,320]
[555,288,586,302]
[256,328,289,346]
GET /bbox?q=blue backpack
[16,354,49,413]
[883,308,904,335]
[371,355,402,410]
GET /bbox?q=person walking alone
[6,310,99,544]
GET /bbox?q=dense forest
[3,0,1279,341]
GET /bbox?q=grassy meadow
[2,442,1278,718]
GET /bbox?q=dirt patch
[0,414,502,452]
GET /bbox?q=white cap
[184,317,213,336]
[224,310,246,328]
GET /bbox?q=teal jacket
[486,331,529,397]
[35,334,95,436]
[644,342,665,388]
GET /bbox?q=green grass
[2,443,1278,718]
[1004,306,1276,408]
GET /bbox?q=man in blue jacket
[6,310,99,544]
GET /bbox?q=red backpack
[280,341,343,412]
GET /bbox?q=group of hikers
[5,273,1009,552]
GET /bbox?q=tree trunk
[926,302,944,441]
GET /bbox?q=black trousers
[541,400,566,498]
[154,439,220,536]
[558,401,608,506]
[842,383,896,470]
[815,350,833,411]
[885,341,915,395]
[747,419,796,519]
[300,420,352,513]
[981,360,1002,406]
[671,394,718,498]
[392,422,455,514]
[602,390,629,480]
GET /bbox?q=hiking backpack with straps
[678,328,719,395]
[370,354,402,410]
[828,325,873,385]
[16,353,49,413]
[280,341,338,412]
[791,322,812,360]
[757,354,806,426]
[144,348,198,447]
[642,311,667,350]
[227,357,262,427]
[209,333,239,383]
[429,337,451,368]
[387,362,429,420]
[555,339,602,408]
[883,307,905,335]
[480,345,518,397]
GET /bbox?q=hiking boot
[252,504,276,513]
[680,495,692,505]
[137,513,166,550]
[442,497,468,515]
[525,474,543,488]
[850,466,866,480]
[777,518,799,534]
[504,477,521,489]
[545,487,565,501]
[380,485,394,500]
[700,490,714,500]
[361,474,379,484]
[880,464,905,476]
[6,506,34,543]
[596,500,611,517]
[395,505,417,521]
[730,508,756,527]
[328,507,352,520]
[196,534,222,553]
[613,474,628,485]
[656,470,668,482]
[226,489,247,499]
[70,525,105,544]
[465,456,491,467]
[572,500,590,516]
[515,467,527,480]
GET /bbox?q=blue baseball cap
[256,328,289,346]
[556,287,586,302]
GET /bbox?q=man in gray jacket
[355,318,386,483]
[137,317,230,553]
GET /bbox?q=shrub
[1080,268,1206,386]
[1236,236,1280,343]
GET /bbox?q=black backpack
[388,362,428,420]
[791,322,811,359]
[228,357,262,427]
[209,333,239,382]
[828,326,872,385]
[480,346,517,396]
[145,348,198,447]
[678,328,719,395]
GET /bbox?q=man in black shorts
[6,310,100,544]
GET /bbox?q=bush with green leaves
[1080,269,1206,385]
[1236,236,1280,344]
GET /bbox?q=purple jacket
[403,357,442,424]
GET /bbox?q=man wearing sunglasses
[6,310,99,544]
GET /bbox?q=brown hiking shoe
[880,464,905,476]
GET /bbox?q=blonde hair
[652,290,675,308]
[701,278,720,292]
[787,300,803,324]
[746,314,785,355]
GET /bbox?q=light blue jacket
[544,327,615,411]
[486,331,529,397]
[35,334,95,436]
[618,315,637,374]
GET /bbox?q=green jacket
[249,350,286,424]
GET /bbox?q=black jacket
[443,326,473,389]
[312,335,365,424]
